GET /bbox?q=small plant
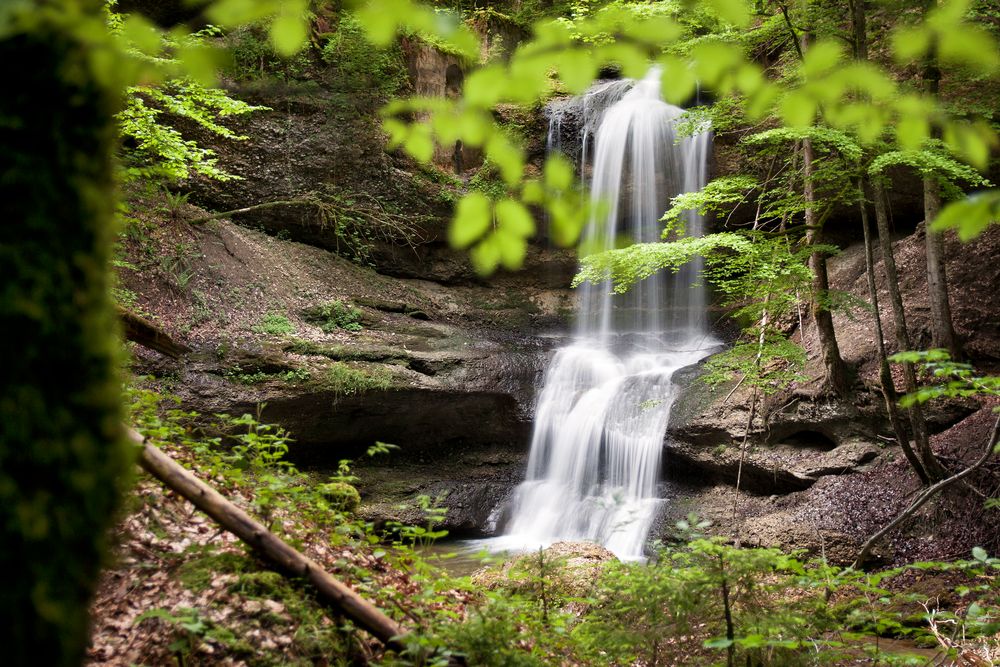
[253,312,295,335]
[158,241,197,290]
[303,300,363,333]
[160,187,190,221]
[322,362,392,395]
[134,607,238,664]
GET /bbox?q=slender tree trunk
[859,180,929,483]
[850,0,868,60]
[923,177,960,356]
[873,182,948,481]
[921,0,961,358]
[0,4,130,665]
[804,137,850,395]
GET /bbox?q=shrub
[303,300,363,333]
[252,313,294,335]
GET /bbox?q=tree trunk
[804,137,850,395]
[921,0,960,359]
[0,5,130,665]
[859,180,929,483]
[923,177,960,357]
[872,182,948,482]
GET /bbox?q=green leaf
[973,546,989,562]
[486,135,524,186]
[704,637,735,649]
[659,56,696,105]
[270,10,307,57]
[449,193,492,249]
[896,116,929,151]
[495,229,527,270]
[121,15,161,56]
[383,119,409,148]
[628,16,682,45]
[543,155,574,191]
[465,66,507,108]
[404,125,434,163]
[495,199,535,237]
[705,0,750,26]
[175,42,220,87]
[206,0,279,26]
[891,26,931,63]
[597,44,649,79]
[470,235,501,275]
[802,40,843,78]
[559,50,597,94]
[931,190,1000,241]
[939,25,1000,74]
[779,91,816,128]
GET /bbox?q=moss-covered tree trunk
[0,3,130,665]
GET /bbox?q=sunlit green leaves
[869,146,990,188]
[403,124,434,163]
[801,39,843,79]
[270,8,308,57]
[496,199,535,238]
[891,0,1000,75]
[485,134,524,186]
[558,50,597,94]
[543,155,574,191]
[354,0,478,58]
[658,56,696,105]
[120,14,160,56]
[701,0,750,27]
[464,66,507,107]
[931,190,1000,241]
[779,91,816,128]
[448,192,492,249]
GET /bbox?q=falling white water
[487,68,717,560]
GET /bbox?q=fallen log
[129,428,407,651]
[119,307,191,359]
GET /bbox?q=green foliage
[322,362,393,395]
[321,14,407,98]
[889,350,1000,409]
[576,231,824,393]
[869,145,992,193]
[661,175,758,233]
[703,337,807,394]
[109,10,269,183]
[252,312,295,335]
[135,607,244,661]
[932,190,1000,241]
[303,300,363,333]
[362,0,999,273]
[118,80,266,182]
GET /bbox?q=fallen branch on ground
[119,306,191,359]
[853,415,1000,568]
[129,427,408,652]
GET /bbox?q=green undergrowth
[124,384,1000,666]
[321,362,394,395]
[302,300,364,333]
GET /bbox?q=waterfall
[489,68,717,560]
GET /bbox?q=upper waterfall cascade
[491,68,718,560]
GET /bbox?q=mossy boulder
[317,482,361,513]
